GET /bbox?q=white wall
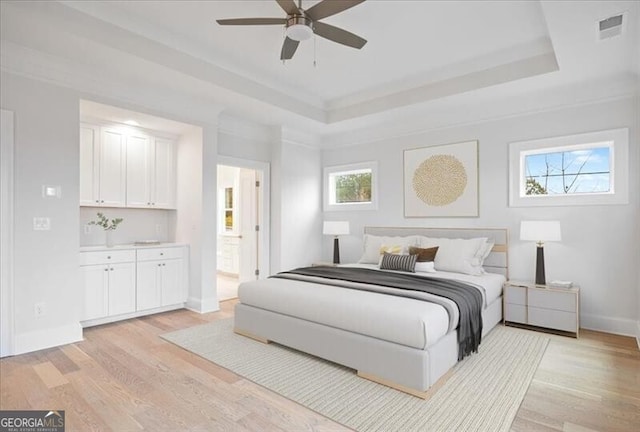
[172,125,219,313]
[271,129,323,273]
[79,207,171,246]
[322,97,639,337]
[0,72,83,353]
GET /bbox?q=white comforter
[238,265,505,350]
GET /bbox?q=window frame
[323,161,378,211]
[509,128,629,207]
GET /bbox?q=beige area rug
[162,319,548,432]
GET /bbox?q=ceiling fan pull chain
[314,34,317,68]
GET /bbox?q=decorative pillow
[477,241,494,264]
[416,237,488,275]
[358,235,418,264]
[408,246,439,262]
[379,253,417,273]
[415,261,436,273]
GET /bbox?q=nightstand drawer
[528,306,577,333]
[529,289,576,313]
[504,285,526,306]
[505,304,527,324]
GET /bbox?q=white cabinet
[80,122,176,209]
[80,250,136,320]
[126,135,176,209]
[504,281,580,337]
[136,247,187,310]
[80,245,188,326]
[79,124,127,207]
[218,236,240,275]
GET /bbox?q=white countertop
[80,242,188,252]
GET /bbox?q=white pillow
[417,237,488,275]
[358,235,418,264]
[415,261,436,273]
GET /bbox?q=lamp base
[535,246,546,285]
[333,237,340,264]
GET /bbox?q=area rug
[162,319,548,432]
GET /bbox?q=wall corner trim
[186,296,219,314]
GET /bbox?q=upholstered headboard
[364,226,509,278]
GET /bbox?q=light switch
[42,185,61,198]
[33,217,51,231]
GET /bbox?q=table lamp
[323,221,350,264]
[520,221,561,285]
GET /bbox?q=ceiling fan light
[286,23,313,41]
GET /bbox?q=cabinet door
[81,265,108,320]
[153,138,176,209]
[99,128,127,207]
[108,262,136,316]
[126,132,153,208]
[161,259,185,306]
[137,260,162,311]
[79,124,100,206]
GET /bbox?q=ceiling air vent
[598,14,624,40]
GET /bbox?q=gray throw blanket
[273,266,483,360]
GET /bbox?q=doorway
[216,157,269,301]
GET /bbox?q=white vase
[105,230,114,248]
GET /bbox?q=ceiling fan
[216,0,367,60]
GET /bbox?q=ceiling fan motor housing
[286,15,314,41]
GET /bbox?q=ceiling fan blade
[313,21,367,49]
[275,0,300,15]
[281,37,300,60]
[305,0,366,21]
[217,18,287,26]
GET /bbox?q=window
[324,161,378,211]
[509,128,628,207]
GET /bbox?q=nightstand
[503,281,580,337]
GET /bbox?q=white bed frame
[234,227,509,398]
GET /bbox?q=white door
[238,169,258,283]
[153,138,176,209]
[1,109,15,357]
[126,132,152,208]
[108,262,136,316]
[136,260,161,310]
[161,259,184,306]
[81,265,109,321]
[79,123,100,206]
[100,128,127,207]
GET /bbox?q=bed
[234,227,509,398]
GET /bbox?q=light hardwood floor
[1,300,638,431]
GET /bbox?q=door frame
[1,109,15,357]
[216,156,270,280]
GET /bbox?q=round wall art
[404,140,478,217]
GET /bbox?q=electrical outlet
[34,302,46,318]
[84,224,91,234]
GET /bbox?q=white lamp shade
[323,221,350,236]
[520,221,562,242]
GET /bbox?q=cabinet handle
[95,200,99,203]
[147,202,151,205]
[110,268,114,271]
[104,268,108,272]
[160,252,164,256]
[107,256,111,259]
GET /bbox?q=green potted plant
[88,212,123,247]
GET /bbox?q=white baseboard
[81,304,185,328]
[14,322,83,356]
[186,296,219,314]
[580,313,639,339]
